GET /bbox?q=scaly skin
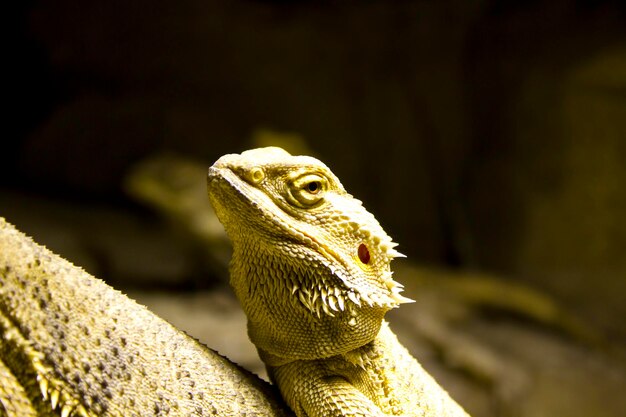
[0,217,291,417]
[207,147,470,417]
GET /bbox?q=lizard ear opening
[358,243,370,264]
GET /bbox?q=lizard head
[207,147,413,362]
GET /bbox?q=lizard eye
[289,174,327,207]
[305,180,321,194]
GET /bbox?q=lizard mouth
[208,165,322,245]
[208,164,354,280]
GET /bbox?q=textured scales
[207,147,470,417]
[0,217,291,417]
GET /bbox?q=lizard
[207,147,470,417]
[0,217,292,416]
[0,146,471,417]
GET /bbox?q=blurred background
[2,1,626,416]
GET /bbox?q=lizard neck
[229,240,387,363]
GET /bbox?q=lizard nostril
[247,167,265,184]
[358,243,370,264]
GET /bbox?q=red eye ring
[358,243,370,264]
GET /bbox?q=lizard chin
[228,240,391,364]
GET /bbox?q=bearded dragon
[0,217,291,416]
[207,147,469,417]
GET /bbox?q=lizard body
[0,217,291,416]
[207,147,469,417]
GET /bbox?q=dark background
[2,2,626,413]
